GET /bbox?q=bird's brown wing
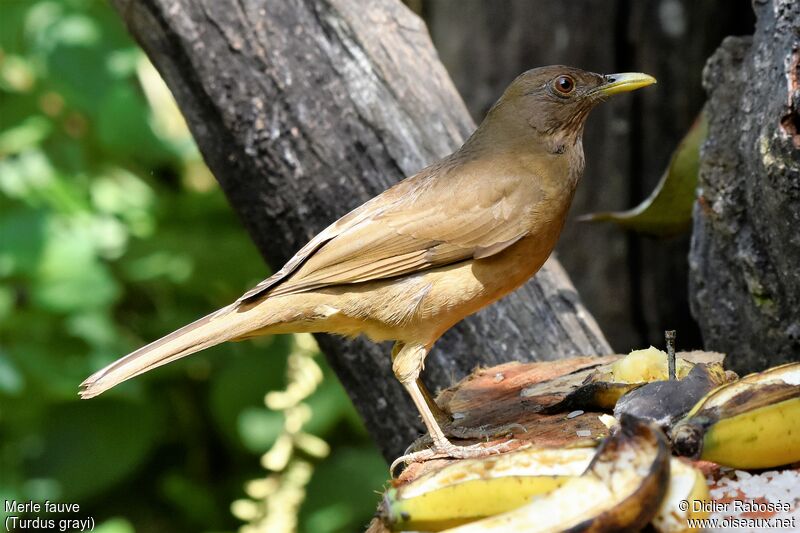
[238,162,542,302]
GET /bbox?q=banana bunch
[382,416,709,532]
[671,361,800,469]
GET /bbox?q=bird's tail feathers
[79,303,256,399]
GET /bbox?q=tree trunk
[419,0,753,352]
[690,0,800,373]
[110,0,610,460]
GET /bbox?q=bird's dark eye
[554,75,576,95]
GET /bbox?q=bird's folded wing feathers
[238,168,541,302]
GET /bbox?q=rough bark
[420,0,753,352]
[690,0,800,373]
[110,0,610,460]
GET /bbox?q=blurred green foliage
[0,1,387,531]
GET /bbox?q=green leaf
[0,149,56,201]
[49,13,101,47]
[0,2,32,53]
[236,407,284,453]
[27,399,161,501]
[0,286,14,322]
[0,54,36,93]
[85,214,129,260]
[90,168,155,237]
[208,337,291,452]
[300,446,387,533]
[95,83,176,163]
[0,208,47,276]
[0,348,25,396]
[159,471,226,527]
[65,310,118,349]
[32,218,120,312]
[10,343,99,399]
[0,116,53,156]
[580,111,708,237]
[35,13,112,114]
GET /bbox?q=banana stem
[665,330,677,381]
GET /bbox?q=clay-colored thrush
[80,66,655,466]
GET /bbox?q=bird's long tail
[79,302,262,399]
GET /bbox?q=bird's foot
[407,421,527,450]
[393,421,528,474]
[390,438,524,477]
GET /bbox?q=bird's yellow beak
[595,72,657,96]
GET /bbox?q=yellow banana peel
[435,415,670,532]
[385,476,569,531]
[671,362,800,469]
[653,459,710,532]
[381,447,595,531]
[383,452,709,533]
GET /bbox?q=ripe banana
[671,362,800,469]
[438,415,670,532]
[610,346,695,383]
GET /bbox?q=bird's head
[474,66,656,150]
